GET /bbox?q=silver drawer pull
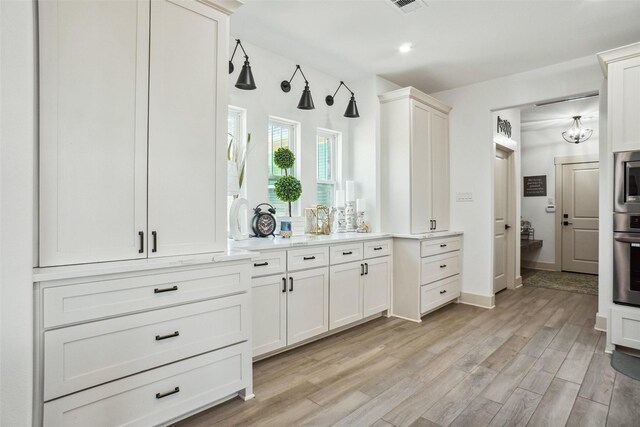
[440,244,447,248]
[156,387,180,399]
[155,331,179,341]
[343,251,353,255]
[303,256,316,260]
[254,262,269,267]
[440,290,447,294]
[154,285,178,294]
[374,247,383,251]
[440,264,447,268]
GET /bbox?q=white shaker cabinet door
[39,0,149,266]
[251,275,287,357]
[147,0,228,257]
[287,267,329,345]
[363,256,390,317]
[410,101,433,234]
[609,56,640,152]
[329,261,364,330]
[431,111,450,232]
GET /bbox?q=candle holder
[356,211,367,233]
[335,206,347,233]
[345,201,356,232]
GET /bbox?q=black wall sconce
[229,39,256,90]
[326,81,359,118]
[281,65,315,110]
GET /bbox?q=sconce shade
[298,84,315,110]
[235,59,256,90]
[344,95,360,118]
[562,116,592,144]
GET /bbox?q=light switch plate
[456,192,473,202]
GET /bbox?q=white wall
[228,40,353,218]
[432,56,603,302]
[0,0,36,424]
[520,120,599,265]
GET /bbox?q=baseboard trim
[459,292,495,309]
[515,276,522,287]
[521,260,558,271]
[595,312,607,332]
[391,313,422,323]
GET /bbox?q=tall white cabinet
[599,42,640,152]
[380,87,452,235]
[39,0,230,266]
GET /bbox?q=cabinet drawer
[421,251,460,285]
[364,239,391,259]
[421,276,459,314]
[611,307,640,350]
[44,294,248,400]
[287,246,329,272]
[421,237,461,258]
[251,251,286,277]
[43,342,251,427]
[330,243,364,265]
[42,264,249,328]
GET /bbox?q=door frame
[493,140,518,292]
[553,154,599,272]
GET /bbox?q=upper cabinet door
[39,0,149,266]
[410,101,433,234]
[609,56,640,152]
[147,0,228,257]
[431,111,450,232]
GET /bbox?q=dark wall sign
[497,116,512,138]
[523,175,547,197]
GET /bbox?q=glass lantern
[305,205,331,235]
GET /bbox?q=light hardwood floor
[175,286,640,427]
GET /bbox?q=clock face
[257,213,276,236]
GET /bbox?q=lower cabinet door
[43,342,251,427]
[287,267,329,345]
[251,274,287,357]
[363,256,390,316]
[330,261,363,330]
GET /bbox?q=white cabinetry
[36,260,253,426]
[380,87,451,234]
[39,0,232,266]
[393,235,462,322]
[599,43,640,152]
[250,238,392,358]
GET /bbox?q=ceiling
[231,0,640,94]
[520,95,599,132]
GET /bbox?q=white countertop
[392,231,463,240]
[229,232,393,251]
[33,248,257,283]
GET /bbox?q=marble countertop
[392,231,463,240]
[229,232,393,251]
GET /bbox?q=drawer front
[611,307,640,350]
[43,342,251,427]
[364,239,392,259]
[43,264,249,328]
[330,243,364,265]
[287,246,329,271]
[421,237,461,258]
[44,294,249,400]
[421,276,460,314]
[421,251,460,285]
[251,251,286,277]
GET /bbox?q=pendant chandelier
[562,116,593,144]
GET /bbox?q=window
[316,129,340,207]
[227,106,246,231]
[268,118,299,217]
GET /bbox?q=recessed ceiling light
[399,43,412,53]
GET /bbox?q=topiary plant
[273,147,302,217]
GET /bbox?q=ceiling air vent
[388,0,428,14]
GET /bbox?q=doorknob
[505,224,511,230]
[563,221,573,226]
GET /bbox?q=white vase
[229,197,249,240]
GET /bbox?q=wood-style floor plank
[173,288,638,427]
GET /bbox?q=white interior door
[493,148,509,293]
[287,267,329,345]
[562,162,599,274]
[147,0,228,257]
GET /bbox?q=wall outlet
[456,192,473,202]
